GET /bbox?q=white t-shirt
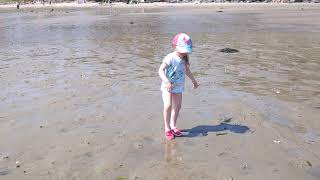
[161,52,186,93]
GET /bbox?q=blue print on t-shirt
[166,65,183,84]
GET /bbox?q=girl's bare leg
[162,91,172,132]
[170,93,182,129]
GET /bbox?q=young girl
[158,33,199,140]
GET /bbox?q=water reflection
[164,141,183,167]
[0,8,319,107]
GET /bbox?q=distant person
[158,33,199,140]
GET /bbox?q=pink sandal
[172,128,183,137]
[165,130,175,140]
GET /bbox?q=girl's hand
[192,80,199,89]
[165,81,173,92]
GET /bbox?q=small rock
[291,158,313,169]
[216,132,228,136]
[40,125,44,128]
[134,142,143,149]
[240,162,248,169]
[219,48,239,53]
[219,113,233,123]
[23,170,27,174]
[273,140,281,144]
[306,160,312,167]
[2,155,9,160]
[217,10,224,12]
[129,21,134,24]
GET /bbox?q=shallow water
[1,8,319,106]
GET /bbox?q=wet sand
[1,4,320,180]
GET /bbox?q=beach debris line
[219,48,239,53]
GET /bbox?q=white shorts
[160,82,184,93]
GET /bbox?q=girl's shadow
[181,123,250,137]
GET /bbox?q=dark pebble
[216,132,228,136]
[219,48,239,53]
[2,156,9,160]
[306,160,312,167]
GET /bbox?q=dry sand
[0,3,320,180]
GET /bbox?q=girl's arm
[158,63,173,92]
[185,64,199,89]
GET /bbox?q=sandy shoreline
[1,2,320,10]
[0,3,320,180]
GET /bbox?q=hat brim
[176,46,192,54]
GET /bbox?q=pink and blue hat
[171,33,193,54]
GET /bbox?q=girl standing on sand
[158,33,199,140]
